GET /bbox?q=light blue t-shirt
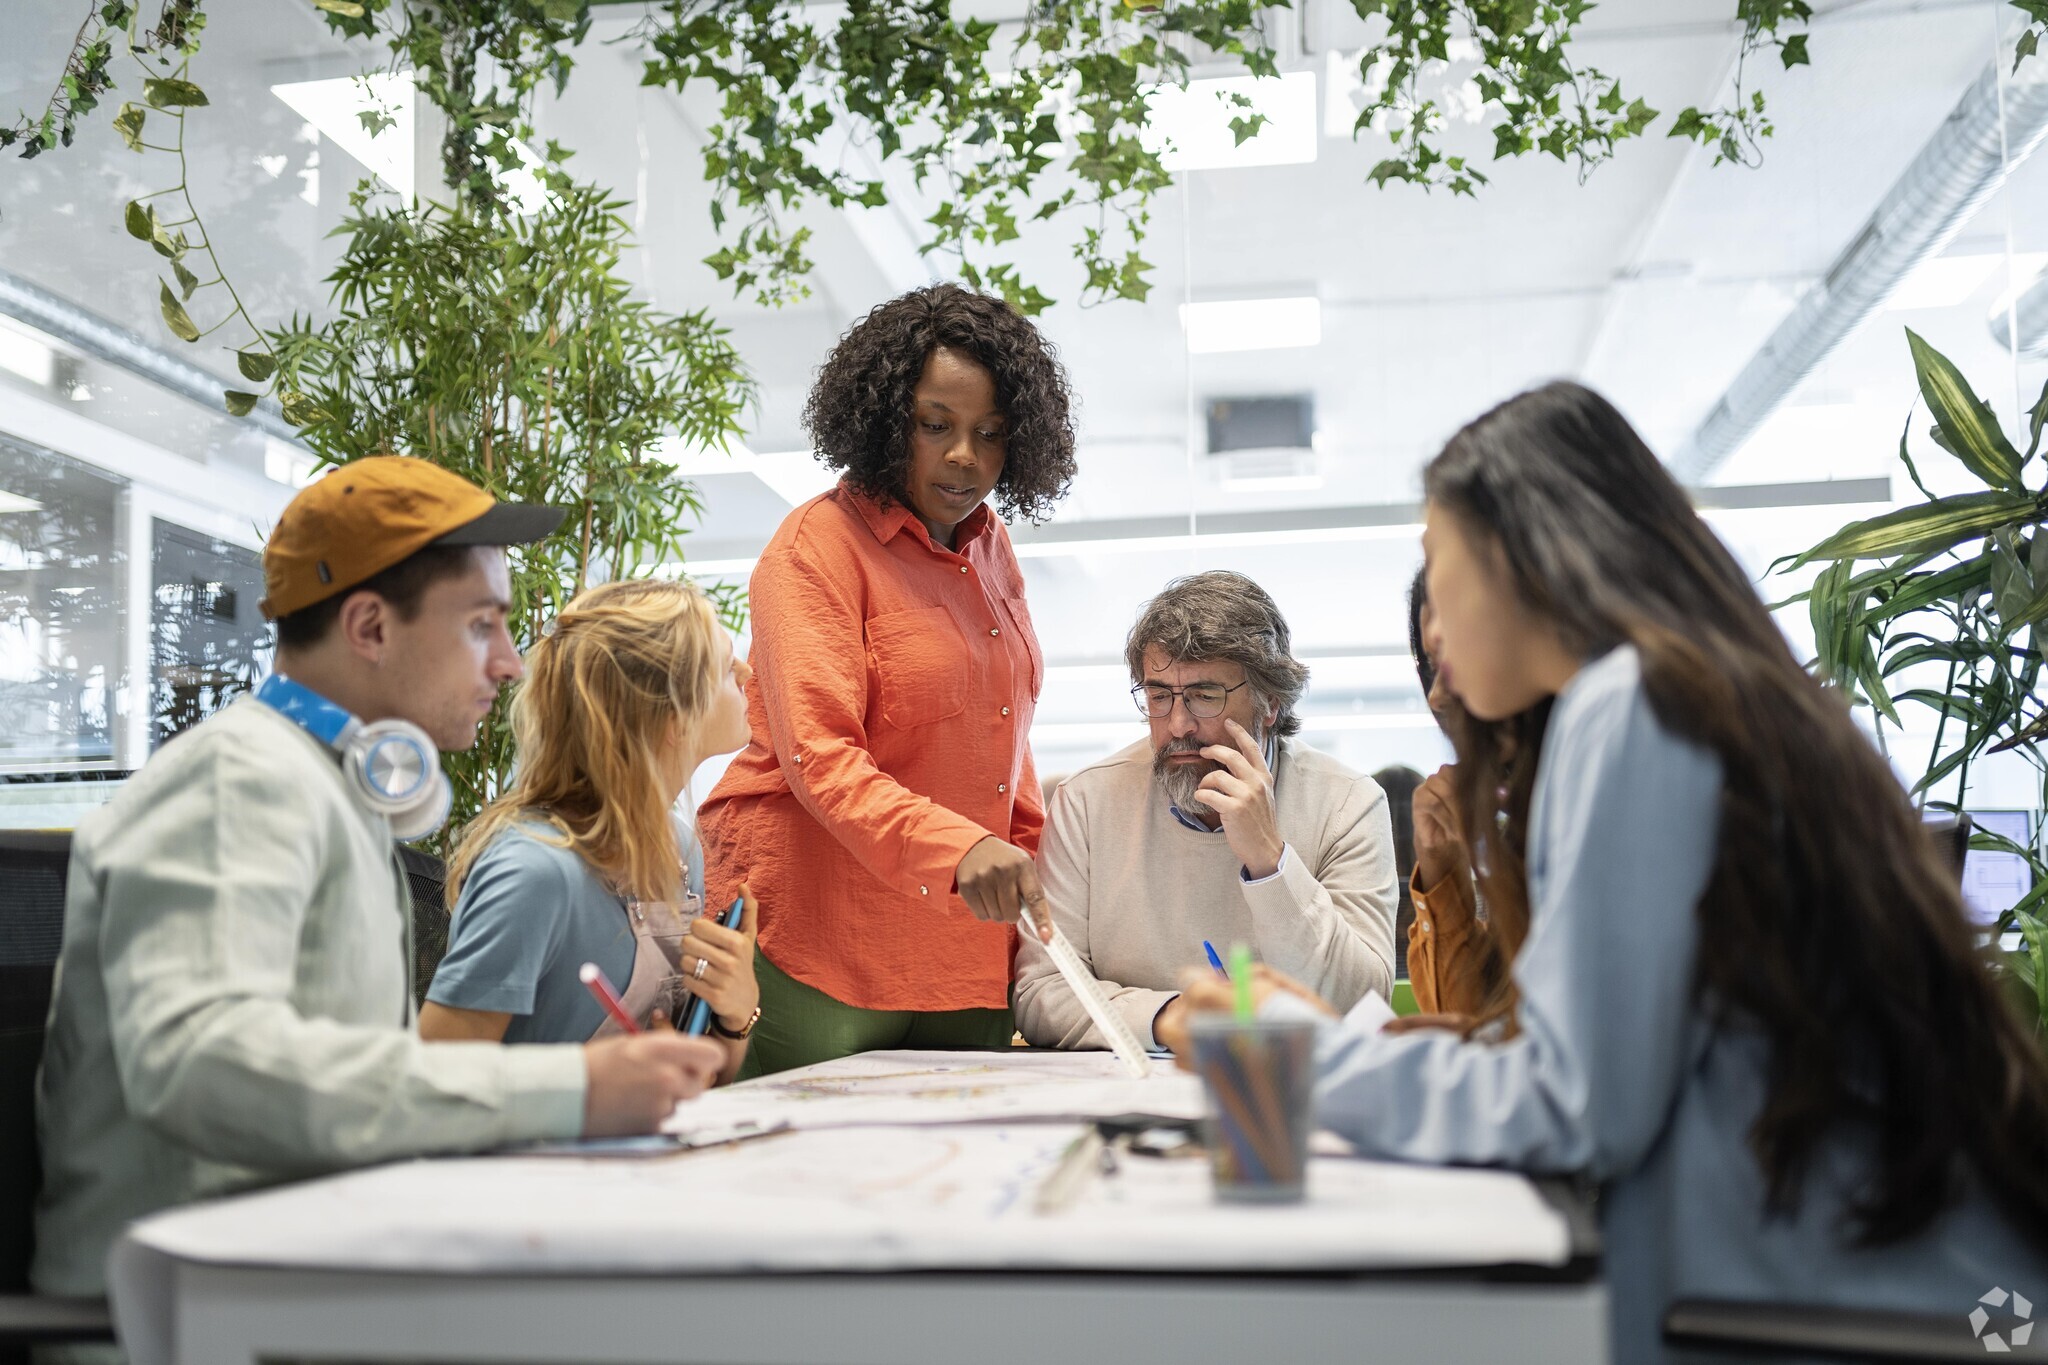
[428,821,705,1045]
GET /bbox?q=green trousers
[737,949,1015,1080]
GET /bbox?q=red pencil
[578,962,641,1035]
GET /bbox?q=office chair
[401,844,449,1006]
[1659,810,1994,1363]
[0,831,115,1359]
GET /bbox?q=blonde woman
[420,579,760,1084]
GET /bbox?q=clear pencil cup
[1188,1015,1317,1203]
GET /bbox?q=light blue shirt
[429,821,705,1044]
[1271,647,2046,1362]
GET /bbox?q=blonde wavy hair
[448,577,725,908]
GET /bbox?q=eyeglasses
[1131,680,1250,720]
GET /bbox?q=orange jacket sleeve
[1407,861,1490,1018]
[747,544,995,902]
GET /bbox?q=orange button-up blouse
[698,483,1044,1012]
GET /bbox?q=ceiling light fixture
[1146,71,1318,172]
[0,490,44,514]
[1180,297,1321,354]
[674,519,1421,581]
[0,324,55,388]
[1885,253,2006,311]
[663,444,839,507]
[271,72,415,197]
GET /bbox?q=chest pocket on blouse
[1003,595,1044,700]
[866,605,969,729]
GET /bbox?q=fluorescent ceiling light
[1220,472,1324,493]
[1985,252,2048,318]
[664,444,838,507]
[271,72,414,197]
[1045,652,1416,685]
[1180,297,1321,354]
[1886,253,2005,311]
[1030,712,1437,745]
[0,490,44,514]
[0,324,54,387]
[264,440,319,488]
[673,519,1421,581]
[1146,71,1318,172]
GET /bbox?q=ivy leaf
[1367,158,1408,188]
[124,199,153,240]
[158,280,200,342]
[541,0,580,19]
[236,348,277,383]
[1780,34,1810,68]
[280,391,332,427]
[112,102,146,152]
[311,0,366,14]
[172,256,198,300]
[2017,28,2040,74]
[143,78,208,109]
[223,390,259,416]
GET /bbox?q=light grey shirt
[1014,736,1396,1049]
[33,696,588,1296]
[1270,647,2047,1362]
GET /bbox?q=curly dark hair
[802,283,1077,524]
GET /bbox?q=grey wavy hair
[1123,571,1308,737]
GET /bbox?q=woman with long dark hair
[1170,381,2048,1359]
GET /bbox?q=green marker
[1229,941,1254,1023]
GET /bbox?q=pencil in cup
[1187,1015,1317,1202]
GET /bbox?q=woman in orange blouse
[1396,569,1548,1039]
[699,284,1076,1076]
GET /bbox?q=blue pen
[1203,940,1228,979]
[683,896,747,1036]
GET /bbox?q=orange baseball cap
[260,456,565,620]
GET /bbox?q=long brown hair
[1425,380,2048,1248]
[448,578,725,907]
[1408,565,1549,1036]
[1441,695,1551,1037]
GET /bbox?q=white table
[108,1051,1607,1364]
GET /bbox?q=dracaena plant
[1780,329,2048,1032]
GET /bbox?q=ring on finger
[693,957,709,980]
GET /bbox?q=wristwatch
[711,1006,760,1041]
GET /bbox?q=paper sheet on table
[658,1048,1204,1142]
[116,1124,1574,1281]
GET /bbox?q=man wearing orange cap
[33,457,724,1302]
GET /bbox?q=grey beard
[1153,719,1265,816]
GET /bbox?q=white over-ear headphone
[255,674,452,841]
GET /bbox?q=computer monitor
[1961,809,2034,929]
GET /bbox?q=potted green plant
[1782,328,2048,1032]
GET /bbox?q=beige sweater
[1013,736,1397,1049]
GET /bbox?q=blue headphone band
[253,673,447,837]
[254,673,360,751]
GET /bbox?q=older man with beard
[1013,571,1398,1050]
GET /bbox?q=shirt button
[998,783,1007,793]
[990,627,1000,637]
[920,885,929,896]
[959,565,969,574]
[1001,706,1011,716]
